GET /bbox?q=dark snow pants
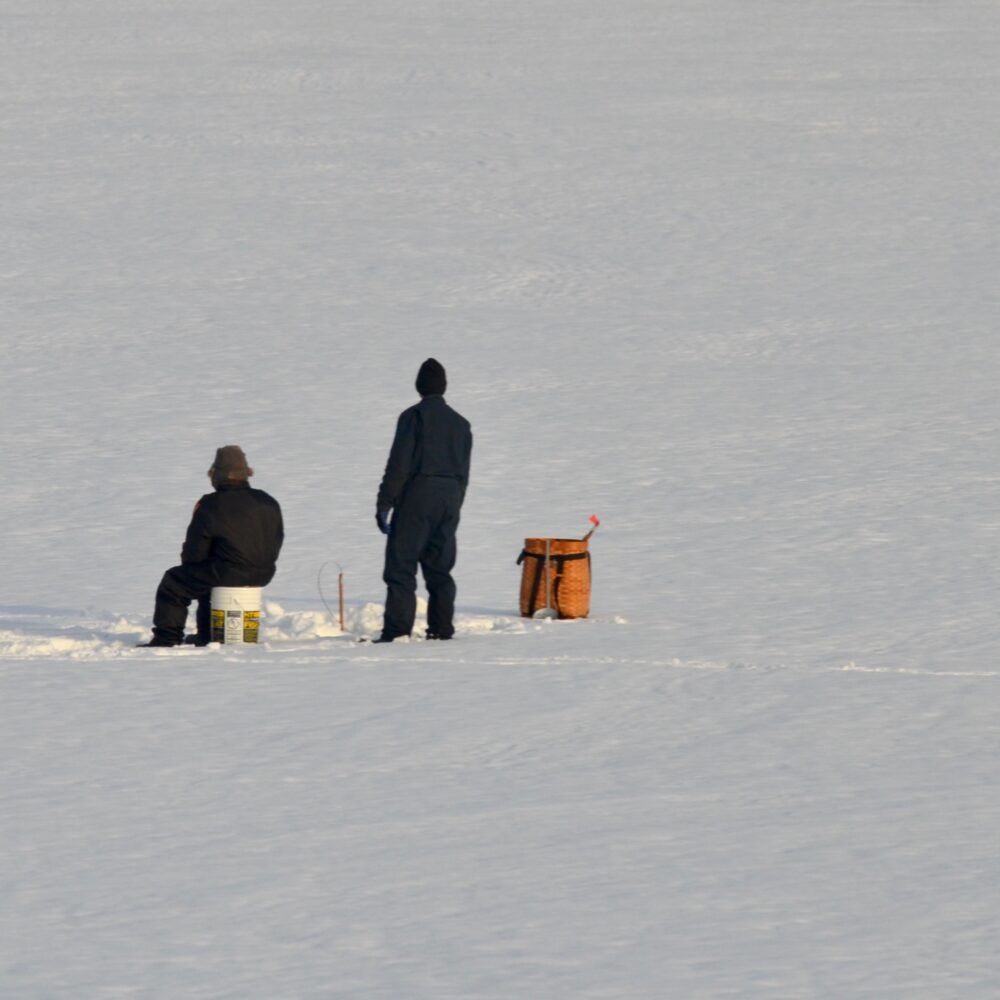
[152,562,264,643]
[152,563,216,644]
[382,478,462,639]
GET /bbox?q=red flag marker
[583,514,600,542]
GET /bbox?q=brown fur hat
[210,445,253,482]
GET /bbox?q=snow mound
[0,605,535,659]
[262,600,385,640]
[0,629,132,659]
[262,600,529,641]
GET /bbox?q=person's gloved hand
[376,507,392,535]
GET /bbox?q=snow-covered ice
[2,1,999,997]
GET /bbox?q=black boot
[136,636,181,648]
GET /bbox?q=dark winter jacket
[181,481,284,585]
[377,395,472,512]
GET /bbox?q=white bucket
[210,586,263,645]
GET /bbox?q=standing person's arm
[377,409,420,515]
[459,428,472,505]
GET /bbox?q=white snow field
[2,1,1000,997]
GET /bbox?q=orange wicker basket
[517,537,591,619]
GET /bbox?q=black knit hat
[210,445,253,480]
[416,358,447,396]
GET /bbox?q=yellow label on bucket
[211,608,226,643]
[210,607,261,644]
[243,610,260,643]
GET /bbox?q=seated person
[138,446,283,647]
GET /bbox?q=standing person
[375,358,472,642]
[138,446,284,647]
